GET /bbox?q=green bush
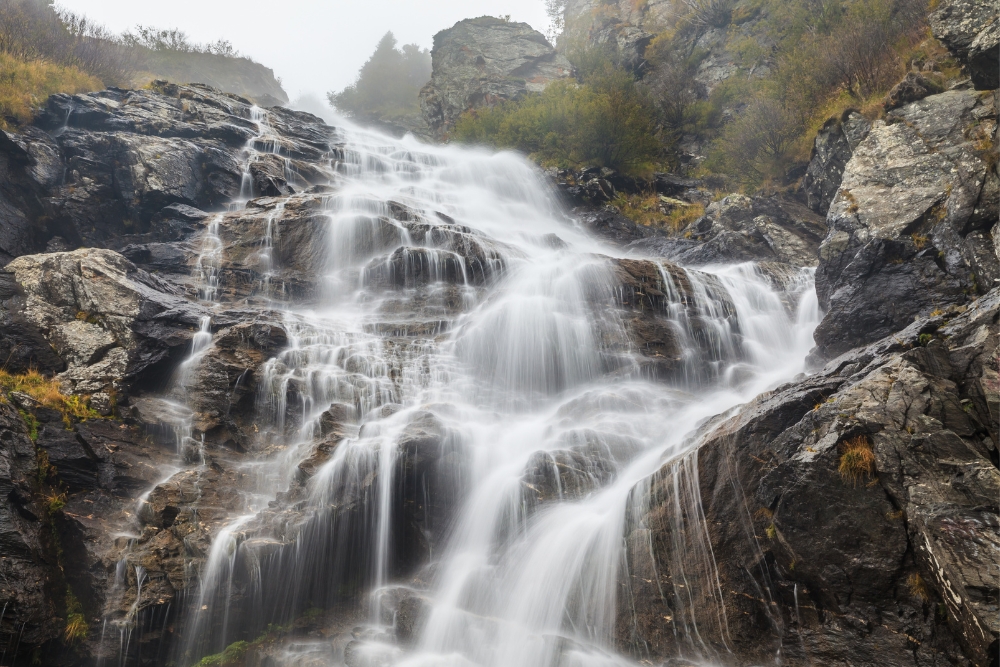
[453,66,660,175]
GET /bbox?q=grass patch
[612,192,705,232]
[63,588,88,644]
[0,369,101,425]
[838,435,876,485]
[0,51,101,129]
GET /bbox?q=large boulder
[622,289,1000,667]
[419,17,573,136]
[3,248,206,397]
[814,88,999,358]
[930,0,1000,90]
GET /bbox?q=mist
[55,0,551,104]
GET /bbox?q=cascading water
[133,114,819,667]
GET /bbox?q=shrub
[838,435,876,485]
[453,66,660,175]
[710,95,802,184]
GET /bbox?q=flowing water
[129,115,820,667]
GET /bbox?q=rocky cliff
[0,13,995,667]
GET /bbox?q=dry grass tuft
[613,192,705,232]
[0,52,101,128]
[0,369,101,424]
[838,435,877,485]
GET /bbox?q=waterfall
[139,117,819,667]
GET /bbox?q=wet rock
[884,72,945,111]
[623,289,1000,667]
[930,0,1000,90]
[629,194,827,267]
[814,88,998,358]
[182,321,288,444]
[0,129,56,263]
[394,412,468,566]
[0,403,61,654]
[419,17,573,136]
[576,206,659,247]
[799,110,872,215]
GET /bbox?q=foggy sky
[56,0,552,104]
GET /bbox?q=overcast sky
[56,0,553,104]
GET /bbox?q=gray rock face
[622,290,1000,667]
[4,248,206,395]
[628,194,828,267]
[0,129,58,264]
[25,82,333,251]
[800,110,871,216]
[0,402,60,652]
[814,88,999,358]
[930,0,1000,90]
[419,17,573,135]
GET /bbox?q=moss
[19,409,39,442]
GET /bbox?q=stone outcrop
[799,110,872,215]
[621,289,1000,667]
[814,87,999,358]
[628,194,828,267]
[930,0,1000,90]
[3,248,207,398]
[419,17,573,136]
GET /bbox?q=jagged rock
[622,289,1000,667]
[884,72,945,111]
[181,321,288,444]
[628,194,827,267]
[814,88,999,358]
[4,248,207,395]
[419,17,573,135]
[0,403,61,655]
[576,206,659,246]
[800,110,872,215]
[0,129,56,263]
[930,0,1000,90]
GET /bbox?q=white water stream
[141,115,819,667]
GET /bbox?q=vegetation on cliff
[0,0,285,128]
[453,65,660,173]
[452,0,950,185]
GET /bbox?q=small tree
[327,32,431,120]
